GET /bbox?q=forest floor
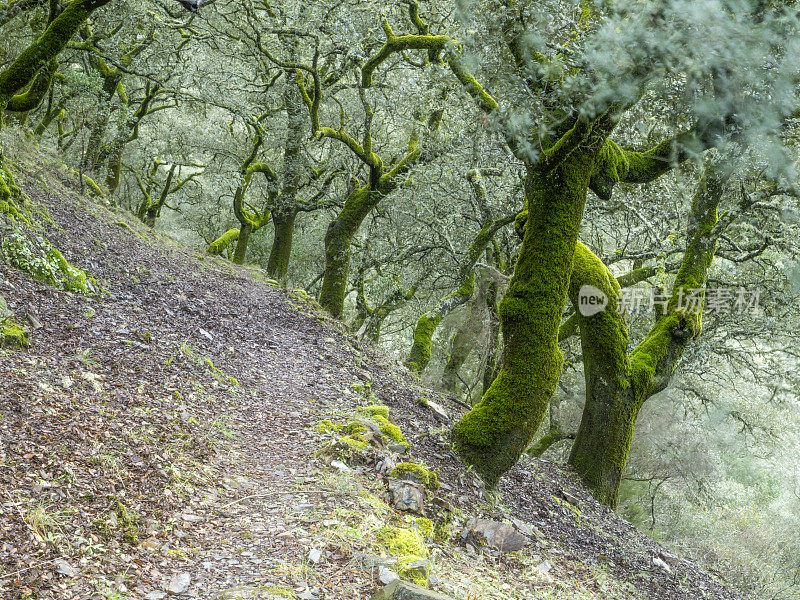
[0,136,743,600]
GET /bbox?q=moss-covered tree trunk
[232,222,252,265]
[568,162,725,507]
[441,320,474,394]
[451,144,602,487]
[267,210,297,284]
[319,186,375,318]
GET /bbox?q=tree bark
[568,160,726,507]
[451,143,602,487]
[267,210,297,284]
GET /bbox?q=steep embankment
[0,138,740,600]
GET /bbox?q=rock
[145,592,167,600]
[424,400,449,422]
[464,518,530,553]
[353,552,398,570]
[400,559,430,584]
[25,311,43,330]
[536,560,552,573]
[212,587,293,599]
[53,558,77,577]
[658,550,681,569]
[330,460,351,473]
[379,565,399,585]
[386,477,426,514]
[308,548,323,564]
[376,455,397,475]
[370,580,456,600]
[388,443,408,455]
[140,537,161,550]
[181,513,203,523]
[509,516,532,537]
[166,572,191,594]
[652,556,672,573]
[0,297,12,321]
[560,491,580,507]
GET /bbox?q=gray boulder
[370,580,456,600]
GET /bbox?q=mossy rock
[370,414,408,448]
[1,318,29,349]
[375,525,431,587]
[389,463,440,491]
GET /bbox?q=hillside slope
[0,137,741,600]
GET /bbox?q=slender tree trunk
[441,323,473,394]
[267,210,297,284]
[233,222,252,265]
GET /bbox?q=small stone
[181,513,203,523]
[658,550,681,569]
[330,460,351,473]
[509,517,532,537]
[386,477,426,514]
[560,491,580,507]
[166,572,191,594]
[53,558,77,577]
[536,560,552,573]
[140,537,160,550]
[0,298,11,321]
[388,443,408,455]
[25,311,43,330]
[308,548,323,564]
[424,400,449,422]
[145,592,167,600]
[199,328,213,340]
[652,556,672,573]
[379,565,399,585]
[376,455,397,475]
[465,518,530,553]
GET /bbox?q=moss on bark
[451,144,601,488]
[266,210,296,285]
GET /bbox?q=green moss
[376,524,430,586]
[370,414,408,447]
[314,419,343,434]
[389,462,439,491]
[357,404,388,419]
[115,500,139,545]
[1,231,100,296]
[376,525,428,556]
[414,517,434,539]
[207,228,240,256]
[1,319,29,348]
